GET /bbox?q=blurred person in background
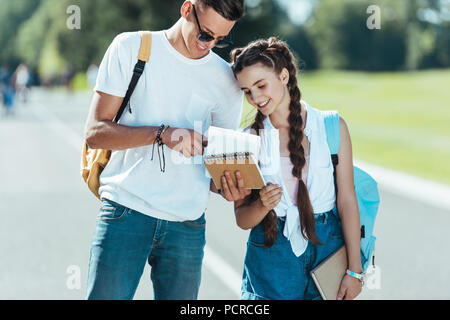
[84,0,248,300]
[86,63,99,89]
[12,63,30,104]
[0,66,6,114]
[62,64,74,92]
[1,66,16,117]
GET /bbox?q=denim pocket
[330,220,343,239]
[182,214,206,229]
[328,213,343,239]
[98,200,128,221]
[314,212,342,243]
[248,224,267,247]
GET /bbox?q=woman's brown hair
[231,37,322,247]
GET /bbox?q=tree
[16,0,68,81]
[0,0,40,67]
[307,0,408,71]
[307,0,450,71]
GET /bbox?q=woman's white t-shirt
[94,31,244,221]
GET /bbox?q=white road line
[203,245,241,297]
[31,102,243,298]
[31,102,84,149]
[355,160,450,212]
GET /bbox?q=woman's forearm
[235,198,270,230]
[338,199,363,273]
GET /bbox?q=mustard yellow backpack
[81,31,152,199]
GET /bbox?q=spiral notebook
[310,245,347,300]
[204,126,265,189]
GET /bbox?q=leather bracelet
[155,124,168,145]
[151,124,169,172]
[160,125,170,145]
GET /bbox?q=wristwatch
[346,269,365,286]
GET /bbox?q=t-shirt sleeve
[211,69,244,130]
[94,33,137,97]
[211,90,244,130]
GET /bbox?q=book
[310,245,347,300]
[203,126,265,189]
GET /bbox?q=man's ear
[180,1,193,19]
[280,68,289,85]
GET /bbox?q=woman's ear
[280,68,289,85]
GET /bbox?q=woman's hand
[259,183,283,211]
[337,274,363,300]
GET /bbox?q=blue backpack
[322,111,380,272]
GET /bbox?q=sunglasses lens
[198,33,214,43]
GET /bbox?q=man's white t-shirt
[94,31,244,221]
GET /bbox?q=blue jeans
[241,208,344,300]
[86,199,206,300]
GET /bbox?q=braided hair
[231,37,321,247]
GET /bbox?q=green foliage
[71,72,88,91]
[0,0,40,66]
[225,0,318,69]
[2,0,449,80]
[56,0,183,73]
[307,0,450,71]
[307,0,408,70]
[15,0,70,81]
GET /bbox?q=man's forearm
[85,120,160,150]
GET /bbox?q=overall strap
[113,31,152,123]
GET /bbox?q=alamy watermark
[66,5,81,30]
[367,5,381,30]
[66,265,81,290]
[364,264,382,290]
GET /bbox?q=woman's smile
[257,99,270,109]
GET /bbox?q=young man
[84,0,247,300]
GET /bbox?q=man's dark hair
[198,0,245,21]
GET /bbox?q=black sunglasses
[192,4,233,49]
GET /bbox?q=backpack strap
[113,31,152,123]
[322,110,341,156]
[322,110,341,198]
[323,111,367,239]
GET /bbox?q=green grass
[72,72,89,91]
[240,69,450,185]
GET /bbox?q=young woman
[229,38,364,300]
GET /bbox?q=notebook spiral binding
[204,152,252,163]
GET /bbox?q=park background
[2,0,449,184]
[1,0,450,300]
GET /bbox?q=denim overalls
[241,208,344,300]
[241,103,346,300]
